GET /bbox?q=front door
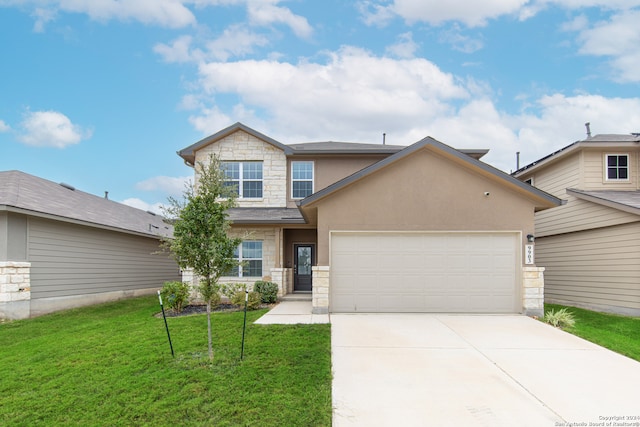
[294,244,313,292]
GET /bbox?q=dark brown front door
[294,244,313,292]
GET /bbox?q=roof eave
[567,189,640,216]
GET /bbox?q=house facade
[0,171,181,319]
[179,123,561,316]
[514,134,640,316]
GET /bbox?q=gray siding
[537,221,640,315]
[28,217,180,299]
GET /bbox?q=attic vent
[59,182,75,191]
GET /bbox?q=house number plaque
[525,244,534,265]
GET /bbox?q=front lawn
[0,296,332,426]
[545,303,640,362]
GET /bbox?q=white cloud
[359,0,640,28]
[6,0,196,30]
[572,10,640,82]
[120,198,166,214]
[0,120,10,132]
[438,24,484,53]
[247,0,313,38]
[17,110,91,148]
[135,175,192,196]
[205,24,270,61]
[385,32,418,59]
[154,35,199,63]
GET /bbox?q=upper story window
[292,161,314,199]
[222,161,263,198]
[605,154,629,181]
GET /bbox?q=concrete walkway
[254,299,329,324]
[332,314,640,427]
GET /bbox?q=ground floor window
[229,241,263,277]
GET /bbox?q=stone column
[523,266,545,318]
[312,266,330,314]
[270,268,285,297]
[0,261,32,320]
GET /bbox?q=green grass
[545,303,640,362]
[0,296,332,426]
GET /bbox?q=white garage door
[331,232,519,313]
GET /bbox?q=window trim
[230,240,263,278]
[222,161,263,199]
[291,160,314,200]
[604,154,630,182]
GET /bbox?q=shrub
[254,281,278,304]
[220,283,247,300]
[160,281,191,313]
[544,308,576,329]
[231,291,261,310]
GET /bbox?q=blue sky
[1,0,639,212]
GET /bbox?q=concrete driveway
[332,314,640,427]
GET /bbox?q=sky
[1,0,640,213]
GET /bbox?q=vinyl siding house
[0,171,180,319]
[178,123,561,317]
[513,134,640,316]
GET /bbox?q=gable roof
[178,122,293,166]
[568,188,640,216]
[178,122,490,165]
[299,136,562,211]
[513,133,640,177]
[0,170,172,238]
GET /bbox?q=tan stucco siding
[537,221,640,316]
[583,149,639,191]
[312,148,537,265]
[194,129,287,207]
[286,155,388,207]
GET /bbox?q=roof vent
[59,182,75,191]
[146,210,157,216]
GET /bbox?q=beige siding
[535,198,639,237]
[583,149,639,190]
[537,222,640,315]
[528,152,581,198]
[28,217,180,299]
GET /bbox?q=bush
[160,281,191,313]
[231,291,262,310]
[220,283,247,300]
[254,281,278,304]
[544,308,576,329]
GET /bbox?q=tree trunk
[206,301,213,361]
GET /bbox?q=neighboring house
[513,134,640,316]
[178,122,562,316]
[0,170,181,320]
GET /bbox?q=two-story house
[514,133,640,316]
[178,122,561,316]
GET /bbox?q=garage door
[331,232,518,313]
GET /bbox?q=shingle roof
[227,208,305,224]
[568,188,640,216]
[514,133,640,176]
[299,136,563,211]
[0,170,172,238]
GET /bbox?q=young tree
[162,154,241,361]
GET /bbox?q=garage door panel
[331,232,518,313]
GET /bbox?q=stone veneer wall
[0,261,31,320]
[195,129,287,207]
[312,266,330,314]
[523,266,545,317]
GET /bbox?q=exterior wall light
[527,234,535,243]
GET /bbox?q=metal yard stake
[157,290,175,358]
[241,289,249,360]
